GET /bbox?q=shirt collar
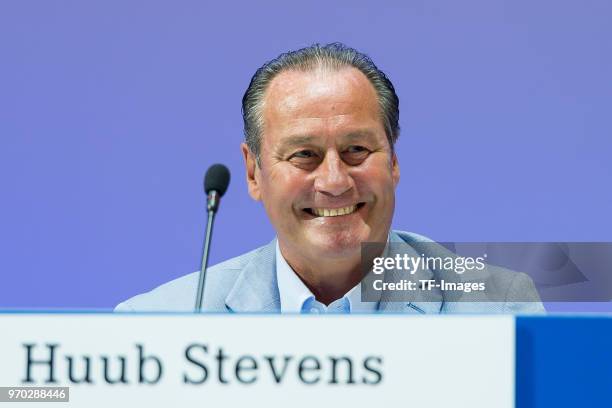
[275,240,382,313]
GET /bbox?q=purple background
[1,1,610,311]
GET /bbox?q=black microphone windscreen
[204,164,231,196]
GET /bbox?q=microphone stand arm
[194,190,219,312]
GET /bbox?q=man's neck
[277,244,366,306]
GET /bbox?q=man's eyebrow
[343,130,378,143]
[276,130,378,152]
[276,135,318,151]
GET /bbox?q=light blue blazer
[115,230,545,314]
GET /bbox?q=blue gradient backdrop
[1,1,610,310]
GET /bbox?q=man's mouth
[303,203,365,217]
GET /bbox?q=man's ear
[241,143,261,201]
[391,152,400,187]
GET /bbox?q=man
[116,43,544,314]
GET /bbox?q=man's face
[242,67,400,261]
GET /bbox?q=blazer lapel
[377,231,443,314]
[224,239,281,313]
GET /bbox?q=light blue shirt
[275,241,380,314]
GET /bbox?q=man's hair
[241,42,400,163]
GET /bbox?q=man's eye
[291,150,317,159]
[288,150,320,170]
[346,145,368,154]
[342,145,370,165]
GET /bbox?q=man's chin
[305,231,365,258]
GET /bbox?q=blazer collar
[224,239,281,313]
[377,231,443,314]
[224,232,443,314]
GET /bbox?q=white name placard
[0,314,514,407]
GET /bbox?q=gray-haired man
[117,43,543,314]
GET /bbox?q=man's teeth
[311,205,357,217]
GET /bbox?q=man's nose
[313,150,353,197]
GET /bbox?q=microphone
[195,164,231,312]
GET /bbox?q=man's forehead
[258,67,386,154]
[262,67,379,118]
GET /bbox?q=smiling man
[116,43,544,314]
